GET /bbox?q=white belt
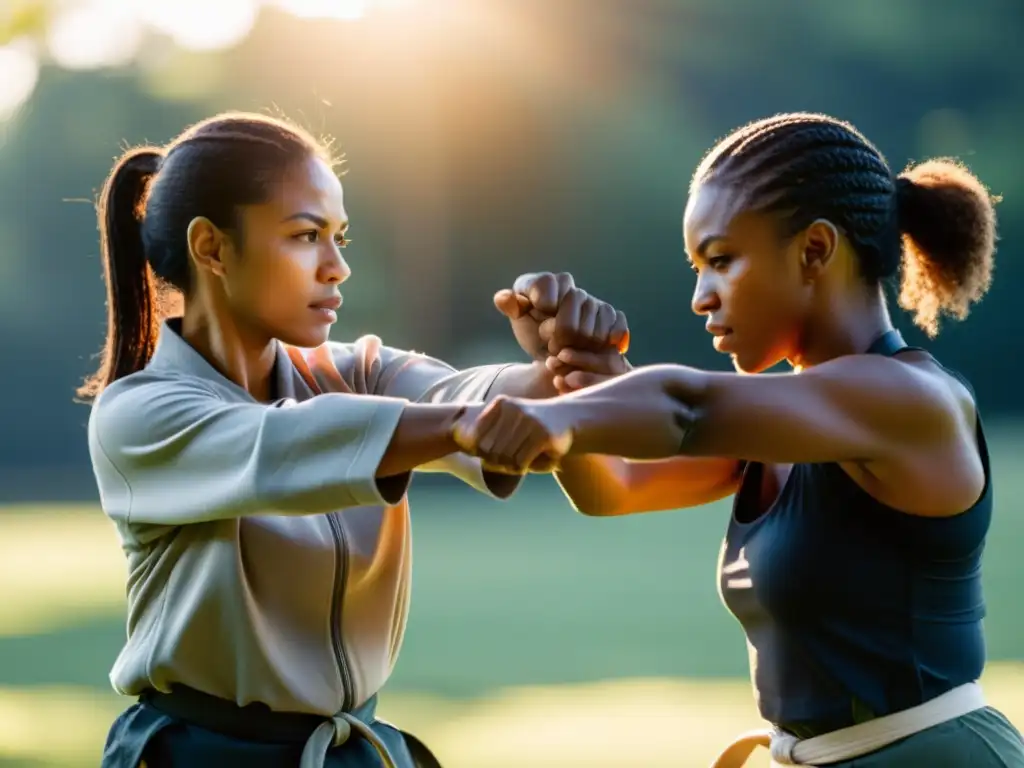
[299,713,399,768]
[710,681,986,767]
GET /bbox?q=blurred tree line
[1,0,1021,497]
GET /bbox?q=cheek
[729,265,802,345]
[232,244,311,311]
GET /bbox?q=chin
[729,348,779,375]
[279,325,332,350]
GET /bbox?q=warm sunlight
[272,0,368,21]
[45,0,141,70]
[0,40,38,121]
[136,0,258,52]
[0,0,426,95]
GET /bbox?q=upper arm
[681,356,963,466]
[89,373,408,526]
[327,339,523,499]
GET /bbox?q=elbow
[572,498,608,517]
[575,502,626,518]
[660,369,712,457]
[570,489,630,518]
[556,456,636,517]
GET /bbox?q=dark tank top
[718,330,992,738]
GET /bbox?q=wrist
[490,362,558,400]
[544,397,592,454]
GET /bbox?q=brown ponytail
[78,112,333,402]
[77,147,164,401]
[896,158,999,338]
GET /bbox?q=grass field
[2,422,1024,766]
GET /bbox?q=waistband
[141,685,398,768]
[709,681,986,767]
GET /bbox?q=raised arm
[89,373,468,526]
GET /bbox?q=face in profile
[216,155,352,349]
[684,182,813,373]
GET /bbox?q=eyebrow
[685,234,726,261]
[697,234,726,254]
[282,212,349,231]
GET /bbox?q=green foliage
[0,0,50,45]
[0,0,1021,477]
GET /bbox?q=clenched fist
[451,396,573,475]
[493,272,629,362]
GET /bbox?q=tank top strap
[864,329,925,357]
[866,329,979,402]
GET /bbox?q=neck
[788,285,892,371]
[181,302,278,402]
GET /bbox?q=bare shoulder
[812,351,969,443]
[842,350,984,517]
[898,349,978,427]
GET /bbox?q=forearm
[376,403,465,477]
[554,455,632,515]
[556,454,742,516]
[487,361,559,400]
[559,365,703,459]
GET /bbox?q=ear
[186,216,229,277]
[799,218,839,281]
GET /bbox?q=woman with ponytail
[83,112,628,768]
[451,113,1024,766]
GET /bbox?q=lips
[706,324,734,352]
[310,296,342,311]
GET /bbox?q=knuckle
[568,287,589,303]
[534,272,556,288]
[511,273,534,291]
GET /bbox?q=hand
[494,272,630,362]
[451,396,574,475]
[544,345,632,394]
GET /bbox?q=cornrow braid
[691,112,998,337]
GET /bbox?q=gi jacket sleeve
[88,370,409,525]
[304,336,525,500]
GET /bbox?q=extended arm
[456,355,980,517]
[561,358,959,464]
[547,359,742,516]
[90,374,467,526]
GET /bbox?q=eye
[708,254,733,271]
[334,232,350,248]
[295,230,320,243]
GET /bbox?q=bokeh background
[0,0,1022,765]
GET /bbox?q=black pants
[101,686,442,768]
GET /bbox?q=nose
[691,271,721,316]
[319,242,351,285]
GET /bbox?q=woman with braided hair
[449,113,1024,765]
